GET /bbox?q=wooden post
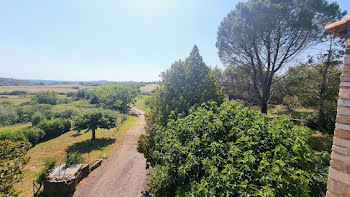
[325,16,350,197]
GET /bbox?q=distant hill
[0,77,158,86]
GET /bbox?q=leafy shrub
[0,126,45,146]
[20,127,46,145]
[305,102,337,134]
[31,112,45,126]
[283,95,301,112]
[66,92,75,97]
[16,104,52,124]
[38,118,71,140]
[144,102,329,196]
[0,105,18,126]
[75,88,91,100]
[8,90,27,95]
[65,153,85,166]
[36,157,56,187]
[0,140,31,196]
[33,91,58,105]
[53,108,77,119]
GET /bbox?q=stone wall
[326,34,350,196]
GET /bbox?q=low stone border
[89,159,103,172]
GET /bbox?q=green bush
[31,112,45,126]
[53,108,77,119]
[36,158,56,186]
[0,140,31,196]
[20,127,46,145]
[33,91,58,105]
[38,118,71,140]
[145,102,329,196]
[16,104,52,124]
[0,105,18,126]
[65,153,85,166]
[0,127,45,146]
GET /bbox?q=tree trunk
[261,99,268,114]
[318,38,333,131]
[91,129,96,140]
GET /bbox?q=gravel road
[73,107,149,197]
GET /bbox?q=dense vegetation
[0,140,31,196]
[146,102,329,196]
[216,0,345,113]
[138,46,224,165]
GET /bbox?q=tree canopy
[73,109,117,140]
[95,83,138,113]
[216,0,344,113]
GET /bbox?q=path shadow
[71,133,82,137]
[66,138,116,154]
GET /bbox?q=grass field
[0,123,31,134]
[0,84,85,94]
[14,115,138,197]
[140,84,158,93]
[134,95,151,113]
[0,95,32,105]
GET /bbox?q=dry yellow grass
[140,84,158,93]
[15,116,138,197]
[0,84,85,94]
[0,95,32,105]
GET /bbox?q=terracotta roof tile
[325,16,350,39]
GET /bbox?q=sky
[0,0,349,82]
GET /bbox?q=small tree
[73,109,117,140]
[33,91,58,105]
[95,83,138,113]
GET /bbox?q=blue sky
[0,0,349,82]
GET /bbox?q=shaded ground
[73,107,149,197]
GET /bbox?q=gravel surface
[73,107,149,197]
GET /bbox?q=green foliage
[95,83,138,113]
[31,112,45,126]
[38,118,71,140]
[138,46,224,167]
[146,102,329,196]
[73,109,117,140]
[36,157,56,185]
[19,127,46,145]
[282,95,301,112]
[33,91,58,105]
[75,88,91,101]
[0,105,18,126]
[65,153,85,166]
[16,104,52,124]
[0,140,31,196]
[216,0,344,113]
[0,126,45,146]
[307,132,333,152]
[147,45,224,127]
[53,108,77,119]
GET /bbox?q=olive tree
[73,109,117,140]
[216,0,343,113]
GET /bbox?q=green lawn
[134,95,151,113]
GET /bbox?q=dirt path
[73,107,149,197]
